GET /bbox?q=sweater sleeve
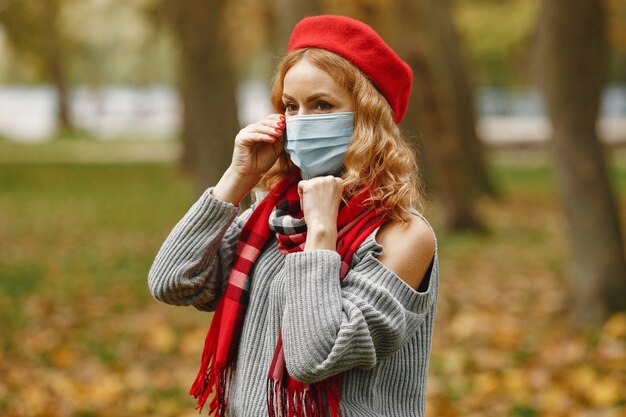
[147,188,256,311]
[281,228,438,384]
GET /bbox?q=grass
[0,138,180,163]
[0,141,625,417]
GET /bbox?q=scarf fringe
[190,363,234,416]
[266,377,342,417]
[189,303,234,416]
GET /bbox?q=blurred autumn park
[1,0,626,416]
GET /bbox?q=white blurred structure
[477,86,626,146]
[0,83,624,145]
[0,85,182,142]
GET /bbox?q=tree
[262,0,323,74]
[535,0,626,324]
[0,0,76,133]
[152,0,240,191]
[393,0,490,231]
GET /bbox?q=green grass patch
[0,162,195,325]
[0,138,179,163]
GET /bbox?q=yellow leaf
[471,347,508,370]
[89,373,123,408]
[539,386,571,412]
[146,324,176,353]
[50,345,77,368]
[127,395,151,414]
[179,327,206,357]
[597,338,626,367]
[527,367,550,390]
[47,372,77,399]
[489,317,521,350]
[449,312,485,341]
[603,313,626,339]
[440,349,468,373]
[474,372,499,394]
[503,368,529,402]
[125,366,150,390]
[586,378,621,407]
[567,365,598,393]
[155,398,181,416]
[20,385,48,415]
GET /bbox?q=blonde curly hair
[258,48,425,223]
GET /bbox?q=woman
[148,15,438,417]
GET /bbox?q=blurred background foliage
[0,0,625,86]
[0,0,625,416]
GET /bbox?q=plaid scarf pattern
[190,176,389,417]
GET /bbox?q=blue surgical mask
[285,112,354,179]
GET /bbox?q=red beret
[288,15,413,123]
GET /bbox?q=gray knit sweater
[148,188,438,417]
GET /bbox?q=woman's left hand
[298,176,344,250]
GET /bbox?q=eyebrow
[282,92,338,102]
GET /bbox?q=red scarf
[190,176,389,416]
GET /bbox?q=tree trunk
[1,0,75,133]
[263,0,322,70]
[433,0,495,199]
[42,0,73,133]
[45,45,73,132]
[535,0,626,324]
[277,0,321,43]
[169,0,240,192]
[393,0,484,231]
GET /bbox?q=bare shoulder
[375,213,436,290]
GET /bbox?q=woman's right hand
[230,114,286,178]
[212,114,285,205]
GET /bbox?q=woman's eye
[316,101,332,111]
[284,103,298,112]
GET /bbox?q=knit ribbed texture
[148,189,439,417]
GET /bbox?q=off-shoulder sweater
[148,188,439,417]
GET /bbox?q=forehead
[283,59,342,94]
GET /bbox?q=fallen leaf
[586,378,621,407]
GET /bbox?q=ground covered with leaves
[0,143,624,417]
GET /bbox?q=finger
[251,118,286,136]
[245,123,284,137]
[236,132,278,145]
[321,176,339,186]
[259,114,285,128]
[271,134,286,154]
[298,180,309,198]
[268,113,286,123]
[242,119,282,131]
